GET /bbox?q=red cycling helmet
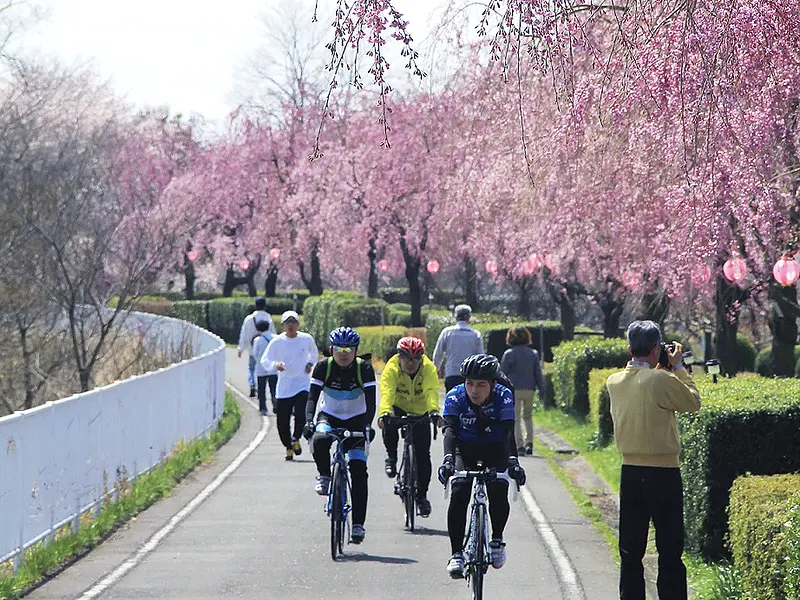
[397,336,425,359]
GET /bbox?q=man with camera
[607,320,701,600]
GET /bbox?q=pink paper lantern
[521,258,536,276]
[239,259,251,271]
[692,264,711,285]
[722,258,747,283]
[426,260,440,274]
[378,259,389,272]
[773,256,800,287]
[530,253,543,271]
[485,259,498,275]
[269,247,281,261]
[186,250,199,263]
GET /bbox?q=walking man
[607,320,701,600]
[262,310,318,460]
[238,297,276,397]
[432,304,484,391]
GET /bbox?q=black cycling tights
[448,477,510,555]
[312,413,369,526]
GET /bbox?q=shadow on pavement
[341,553,418,564]
[407,527,449,537]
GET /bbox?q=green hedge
[728,474,800,599]
[756,346,800,378]
[303,292,391,348]
[786,493,800,598]
[551,339,630,417]
[207,301,254,344]
[358,326,407,362]
[588,368,618,446]
[473,321,563,362]
[679,376,800,560]
[733,334,758,373]
[171,301,209,329]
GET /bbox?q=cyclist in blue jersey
[303,327,376,545]
[437,354,527,578]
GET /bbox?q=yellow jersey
[379,354,440,416]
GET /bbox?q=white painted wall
[0,311,225,565]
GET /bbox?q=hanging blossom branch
[311,0,426,157]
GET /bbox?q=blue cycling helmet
[329,326,360,348]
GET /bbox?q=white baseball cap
[280,310,300,323]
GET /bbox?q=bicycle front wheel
[330,462,344,560]
[470,503,486,600]
[404,444,416,531]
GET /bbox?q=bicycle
[445,462,518,600]
[324,427,367,561]
[384,413,437,531]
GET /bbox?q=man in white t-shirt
[262,310,319,460]
[238,297,276,397]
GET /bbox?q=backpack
[325,357,364,389]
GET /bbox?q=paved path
[28,349,620,600]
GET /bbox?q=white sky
[16,0,452,129]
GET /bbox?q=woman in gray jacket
[500,326,545,455]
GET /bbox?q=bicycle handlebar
[382,413,439,440]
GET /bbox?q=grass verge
[534,405,743,600]
[0,391,241,600]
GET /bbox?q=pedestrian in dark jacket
[500,326,544,455]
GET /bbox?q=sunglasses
[332,346,356,354]
[398,352,421,361]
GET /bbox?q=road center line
[520,486,585,600]
[77,383,267,600]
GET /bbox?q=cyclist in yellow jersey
[378,336,440,517]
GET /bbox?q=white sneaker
[351,524,366,544]
[489,540,506,569]
[447,552,465,578]
[314,475,330,496]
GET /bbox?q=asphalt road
[27,349,620,600]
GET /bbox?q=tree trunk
[600,296,625,338]
[19,324,33,410]
[639,290,670,327]
[265,264,279,296]
[517,277,532,319]
[768,281,799,377]
[223,266,236,297]
[400,239,423,326]
[560,288,577,341]
[184,260,196,300]
[367,240,378,298]
[715,274,746,377]
[464,255,479,310]
[299,246,324,296]
[79,368,90,392]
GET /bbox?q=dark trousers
[382,408,433,497]
[445,375,465,392]
[256,375,277,413]
[312,413,368,526]
[619,465,687,600]
[276,391,307,448]
[448,442,510,554]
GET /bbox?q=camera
[658,342,676,369]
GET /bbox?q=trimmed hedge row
[303,292,391,349]
[728,474,800,600]
[755,345,800,378]
[358,326,407,362]
[587,368,618,446]
[171,300,281,344]
[678,376,800,560]
[551,339,630,417]
[424,312,563,361]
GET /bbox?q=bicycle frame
[323,428,366,560]
[386,414,433,531]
